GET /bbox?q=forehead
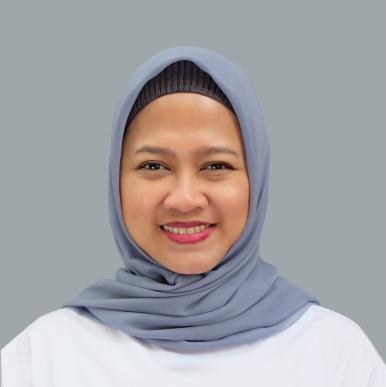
[123,93,245,152]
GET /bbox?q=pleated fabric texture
[63,46,320,351]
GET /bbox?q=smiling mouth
[160,224,216,234]
[159,224,217,244]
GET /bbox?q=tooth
[163,224,212,235]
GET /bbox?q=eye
[138,162,167,171]
[203,162,233,171]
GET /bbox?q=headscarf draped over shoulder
[63,46,320,351]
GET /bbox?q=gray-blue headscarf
[63,45,320,351]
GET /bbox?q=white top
[1,304,385,387]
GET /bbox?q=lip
[162,221,214,227]
[160,224,216,244]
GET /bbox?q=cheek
[120,178,159,221]
[216,178,249,238]
[219,178,249,239]
[216,178,249,215]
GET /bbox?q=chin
[173,269,208,275]
[153,251,223,275]
[169,261,218,275]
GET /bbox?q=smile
[161,224,213,234]
[160,224,216,244]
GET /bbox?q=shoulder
[1,307,107,354]
[300,303,368,336]
[24,306,99,334]
[4,307,84,337]
[297,304,380,349]
[0,308,81,385]
[1,307,126,383]
[297,304,386,383]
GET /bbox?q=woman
[1,46,385,386]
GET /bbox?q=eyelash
[138,161,234,171]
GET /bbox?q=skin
[119,93,250,275]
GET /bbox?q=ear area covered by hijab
[63,46,320,351]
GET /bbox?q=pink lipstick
[161,224,216,244]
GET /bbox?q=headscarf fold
[63,45,320,351]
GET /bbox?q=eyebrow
[134,145,240,158]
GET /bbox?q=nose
[163,174,208,213]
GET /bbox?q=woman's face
[120,93,249,275]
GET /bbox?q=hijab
[63,45,320,351]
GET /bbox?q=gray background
[1,0,385,360]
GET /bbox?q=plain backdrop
[0,0,385,360]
